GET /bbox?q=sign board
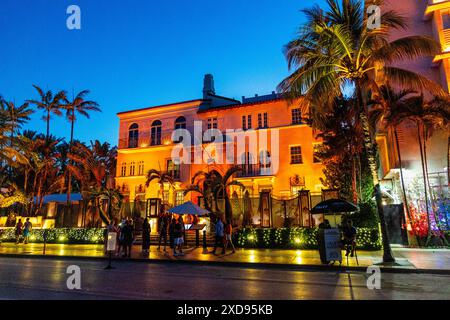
[189,224,206,231]
[324,228,342,262]
[106,232,117,252]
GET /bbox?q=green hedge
[236,227,382,250]
[0,228,105,244]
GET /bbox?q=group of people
[14,218,33,244]
[105,218,135,258]
[212,216,235,255]
[156,213,189,256]
[317,218,357,264]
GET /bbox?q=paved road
[0,257,449,300]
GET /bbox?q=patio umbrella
[311,199,358,226]
[168,201,210,216]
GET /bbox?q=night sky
[0,0,327,145]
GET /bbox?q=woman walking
[224,220,235,253]
[173,217,184,256]
[15,219,23,244]
[23,218,33,244]
[142,218,151,255]
[122,219,134,258]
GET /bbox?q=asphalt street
[0,257,449,300]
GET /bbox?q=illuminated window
[175,191,184,205]
[443,12,450,29]
[291,108,302,125]
[151,120,162,146]
[129,162,136,176]
[167,159,180,180]
[121,162,127,176]
[138,161,144,175]
[290,146,303,164]
[128,123,139,148]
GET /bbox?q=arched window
[128,123,139,148]
[151,120,162,146]
[129,161,136,176]
[174,116,186,130]
[121,162,127,176]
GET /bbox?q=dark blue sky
[0,0,326,145]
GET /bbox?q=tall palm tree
[63,90,100,145]
[27,85,66,139]
[278,0,445,263]
[63,90,100,206]
[369,85,418,236]
[145,169,175,206]
[393,95,450,245]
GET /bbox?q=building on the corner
[376,0,449,210]
[115,75,326,229]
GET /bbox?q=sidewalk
[0,242,449,273]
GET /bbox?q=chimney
[203,74,215,98]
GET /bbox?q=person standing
[122,219,134,258]
[15,219,23,244]
[142,218,151,255]
[158,214,169,252]
[169,217,176,250]
[173,217,184,256]
[23,218,33,244]
[116,218,126,256]
[212,216,225,255]
[224,220,235,253]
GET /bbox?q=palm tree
[2,99,33,140]
[369,85,418,238]
[393,95,450,245]
[62,90,100,206]
[190,167,245,222]
[145,169,175,206]
[27,85,66,139]
[67,141,117,226]
[278,0,445,263]
[63,90,100,144]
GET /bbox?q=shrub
[236,227,381,250]
[0,228,105,244]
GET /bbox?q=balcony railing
[235,164,273,178]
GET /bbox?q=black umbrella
[311,199,358,214]
[311,199,358,227]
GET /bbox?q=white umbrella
[168,201,210,216]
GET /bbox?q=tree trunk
[357,85,395,263]
[417,124,432,245]
[46,111,50,139]
[394,129,418,245]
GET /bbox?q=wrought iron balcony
[235,164,273,178]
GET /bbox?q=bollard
[202,230,207,249]
[43,229,48,255]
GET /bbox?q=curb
[1,252,449,275]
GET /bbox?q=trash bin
[317,228,328,264]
